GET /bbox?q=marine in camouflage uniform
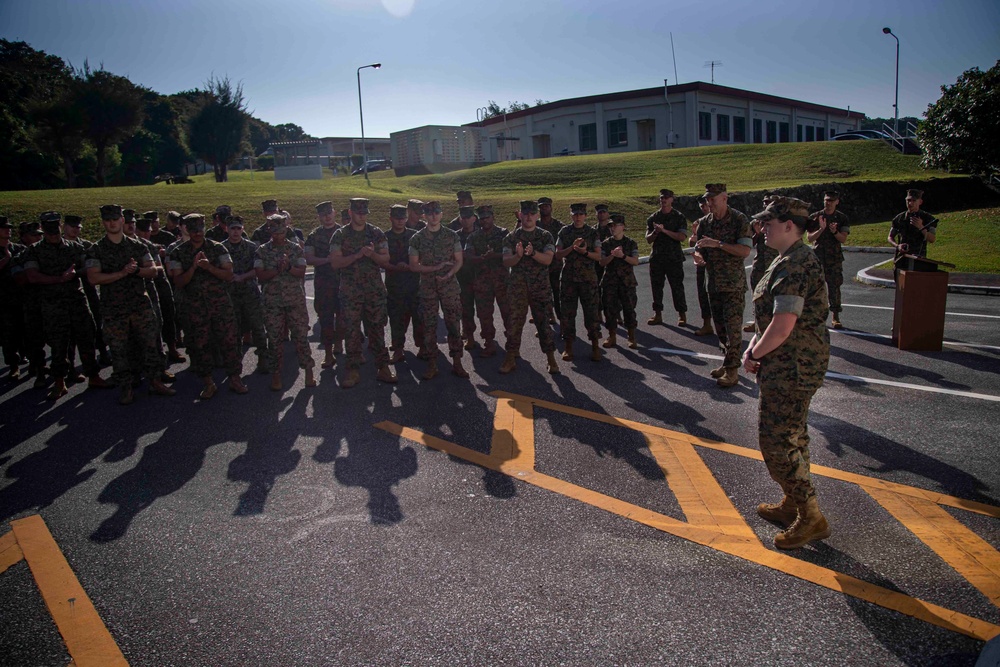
[0,217,26,379]
[889,188,938,284]
[405,199,426,232]
[467,205,511,358]
[86,205,174,405]
[12,222,47,386]
[130,212,179,383]
[255,215,316,390]
[168,214,247,399]
[555,203,602,361]
[454,206,479,351]
[499,200,560,375]
[599,214,640,349]
[807,191,850,329]
[693,183,753,388]
[447,191,479,232]
[743,195,781,334]
[251,199,281,245]
[328,198,396,388]
[408,201,468,379]
[383,205,424,363]
[593,204,613,288]
[644,189,689,326]
[689,197,715,336]
[743,197,831,550]
[223,217,270,374]
[536,197,564,323]
[204,205,232,243]
[304,201,345,367]
[139,211,184,362]
[62,215,112,368]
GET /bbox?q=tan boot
[376,364,398,384]
[590,340,602,362]
[451,357,470,378]
[150,378,177,396]
[480,339,497,358]
[561,340,574,361]
[499,351,517,374]
[774,497,831,550]
[757,495,798,525]
[602,331,617,348]
[694,320,714,336]
[341,368,361,389]
[270,372,283,391]
[304,367,317,387]
[227,375,248,394]
[88,375,112,389]
[717,366,739,388]
[710,364,727,379]
[627,328,637,349]
[677,312,687,326]
[199,379,218,400]
[742,321,755,333]
[390,348,405,364]
[831,313,843,330]
[546,351,560,374]
[321,345,335,368]
[647,310,663,325]
[47,378,68,401]
[422,358,439,380]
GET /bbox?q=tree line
[0,40,313,190]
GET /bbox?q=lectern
[892,255,954,351]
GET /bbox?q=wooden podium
[892,255,953,351]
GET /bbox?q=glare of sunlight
[381,0,415,18]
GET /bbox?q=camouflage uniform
[167,240,242,378]
[808,210,850,314]
[503,227,557,355]
[696,208,753,368]
[384,227,423,352]
[690,220,712,322]
[646,208,688,315]
[600,235,640,330]
[304,225,344,350]
[749,227,779,294]
[890,209,938,260]
[135,236,171,368]
[0,240,26,369]
[205,225,229,243]
[409,227,464,360]
[330,224,390,370]
[557,224,602,342]
[537,217,564,320]
[70,236,110,362]
[455,225,477,343]
[224,237,271,366]
[468,224,511,346]
[254,240,314,372]
[10,244,46,375]
[752,239,830,504]
[86,237,163,386]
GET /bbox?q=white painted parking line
[844,303,1000,319]
[831,329,1000,352]
[647,347,1000,403]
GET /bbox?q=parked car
[352,160,391,176]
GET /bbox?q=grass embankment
[0,141,954,255]
[850,208,1000,273]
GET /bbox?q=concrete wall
[274,164,324,181]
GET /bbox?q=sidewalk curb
[850,248,1000,296]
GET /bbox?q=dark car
[352,160,391,176]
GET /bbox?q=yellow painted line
[866,487,1000,608]
[11,515,128,667]
[645,434,759,544]
[0,530,24,574]
[490,391,1000,519]
[375,422,1000,642]
[490,398,535,467]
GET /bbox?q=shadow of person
[829,342,973,391]
[334,431,417,526]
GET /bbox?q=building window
[579,123,597,152]
[766,120,777,143]
[699,112,712,140]
[779,122,790,143]
[607,118,628,148]
[753,119,763,144]
[830,128,837,138]
[805,126,815,142]
[797,124,803,142]
[716,114,730,142]
[733,117,746,143]
[817,127,826,141]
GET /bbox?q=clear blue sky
[2,0,997,138]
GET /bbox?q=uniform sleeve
[328,229,343,254]
[407,233,421,257]
[167,248,182,272]
[253,246,265,270]
[541,231,556,254]
[646,214,656,234]
[769,263,807,317]
[735,213,753,248]
[627,239,640,258]
[21,247,38,271]
[303,232,316,255]
[373,229,388,253]
[502,232,515,256]
[837,212,850,235]
[293,247,307,267]
[84,247,102,271]
[923,212,939,232]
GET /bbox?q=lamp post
[357,63,381,185]
[882,27,899,137]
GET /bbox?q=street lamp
[882,27,899,137]
[357,63,381,185]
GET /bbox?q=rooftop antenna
[670,32,679,84]
[704,60,723,84]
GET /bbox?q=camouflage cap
[122,209,137,223]
[762,193,776,206]
[99,204,123,220]
[349,198,370,214]
[226,215,245,228]
[906,189,924,199]
[475,205,494,218]
[389,204,408,219]
[166,210,181,223]
[570,203,587,214]
[39,211,61,224]
[407,199,424,212]
[315,201,334,215]
[537,197,553,206]
[181,213,206,231]
[823,190,841,200]
[422,201,443,215]
[268,214,289,233]
[704,183,727,197]
[520,200,539,214]
[142,210,158,221]
[459,205,476,218]
[135,218,152,232]
[659,188,675,198]
[261,199,279,213]
[63,215,83,227]
[20,221,42,235]
[214,205,232,219]
[0,216,12,229]
[752,196,811,227]
[594,204,609,212]
[455,190,473,202]
[610,213,626,225]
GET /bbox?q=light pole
[882,27,899,137]
[357,62,381,185]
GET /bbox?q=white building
[390,126,490,175]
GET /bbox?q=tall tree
[74,62,145,187]
[918,60,1000,175]
[188,75,248,182]
[32,85,87,188]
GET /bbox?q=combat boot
[694,319,714,336]
[717,366,739,388]
[422,358,439,380]
[774,497,831,550]
[451,357,470,379]
[270,372,283,391]
[480,339,497,358]
[627,328,638,349]
[710,364,727,379]
[67,369,86,384]
[304,367,318,387]
[118,384,135,406]
[88,374,112,389]
[9,364,20,381]
[546,351,560,375]
[199,379,218,400]
[499,351,517,374]
[562,340,574,361]
[463,337,476,352]
[417,347,434,361]
[602,331,617,348]
[341,368,361,389]
[376,364,398,384]
[150,378,177,397]
[742,321,755,333]
[677,312,687,326]
[168,346,186,363]
[390,348,405,364]
[831,313,843,330]
[47,378,68,401]
[591,340,602,362]
[321,345,335,369]
[757,495,798,526]
[647,310,663,325]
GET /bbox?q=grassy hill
[0,141,954,252]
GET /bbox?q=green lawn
[849,208,1000,273]
[0,141,959,254]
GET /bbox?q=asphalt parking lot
[2,251,998,666]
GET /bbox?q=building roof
[465,81,865,127]
[317,136,390,142]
